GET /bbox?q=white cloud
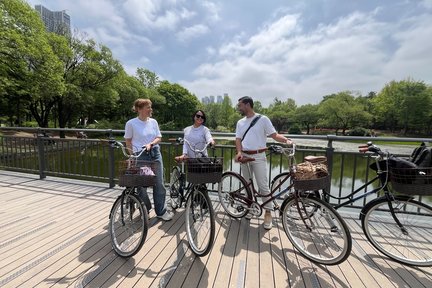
[182,9,432,106]
[176,24,210,42]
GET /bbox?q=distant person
[124,98,172,221]
[175,110,215,161]
[235,96,293,229]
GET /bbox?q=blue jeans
[136,146,167,216]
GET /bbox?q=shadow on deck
[0,171,431,288]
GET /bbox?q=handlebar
[175,137,215,154]
[108,139,148,159]
[268,143,296,157]
[358,141,385,156]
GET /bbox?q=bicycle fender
[280,195,294,213]
[109,195,122,219]
[359,194,413,220]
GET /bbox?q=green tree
[318,91,371,135]
[294,104,321,134]
[156,80,200,130]
[0,0,64,127]
[373,79,432,135]
[267,98,296,132]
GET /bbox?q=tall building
[34,5,71,34]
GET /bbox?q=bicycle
[218,144,352,265]
[107,139,154,257]
[321,141,432,266]
[168,138,221,257]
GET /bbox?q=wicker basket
[186,157,223,184]
[118,160,157,187]
[294,175,330,191]
[389,167,432,196]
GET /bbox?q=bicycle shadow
[214,209,350,288]
[43,226,142,287]
[350,252,432,287]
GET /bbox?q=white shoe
[263,211,272,230]
[158,211,173,221]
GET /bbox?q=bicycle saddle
[238,156,255,163]
[304,155,327,163]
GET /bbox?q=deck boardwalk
[0,170,431,288]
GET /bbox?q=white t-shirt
[124,117,162,152]
[235,114,276,150]
[183,125,213,157]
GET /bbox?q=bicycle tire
[282,194,352,265]
[362,195,432,266]
[169,166,183,210]
[218,171,252,218]
[185,186,215,256]
[109,192,149,258]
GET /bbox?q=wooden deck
[0,170,431,288]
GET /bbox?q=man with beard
[235,96,293,229]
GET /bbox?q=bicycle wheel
[169,166,183,210]
[282,194,352,265]
[218,172,252,218]
[185,186,215,256]
[362,195,432,266]
[109,191,149,257]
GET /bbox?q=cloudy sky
[27,0,432,106]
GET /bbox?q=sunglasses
[195,114,205,119]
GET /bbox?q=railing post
[36,128,46,179]
[325,135,336,199]
[107,130,115,188]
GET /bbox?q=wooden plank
[1,171,431,288]
[181,202,224,288]
[269,216,290,288]
[244,216,260,288]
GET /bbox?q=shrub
[22,121,39,127]
[288,125,302,134]
[348,127,369,136]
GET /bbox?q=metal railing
[1,127,431,209]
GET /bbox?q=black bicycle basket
[293,175,330,191]
[389,167,432,196]
[186,157,223,184]
[118,160,157,187]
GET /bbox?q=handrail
[1,127,431,209]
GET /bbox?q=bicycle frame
[234,146,296,213]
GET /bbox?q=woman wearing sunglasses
[176,110,215,161]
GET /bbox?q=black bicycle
[322,142,432,266]
[168,138,221,257]
[218,144,352,265]
[108,140,154,257]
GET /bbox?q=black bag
[409,142,432,167]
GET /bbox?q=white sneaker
[158,211,173,221]
[263,211,272,230]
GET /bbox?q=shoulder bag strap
[241,115,262,142]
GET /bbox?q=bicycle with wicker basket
[218,144,352,265]
[107,139,156,257]
[168,138,222,256]
[321,141,432,266]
